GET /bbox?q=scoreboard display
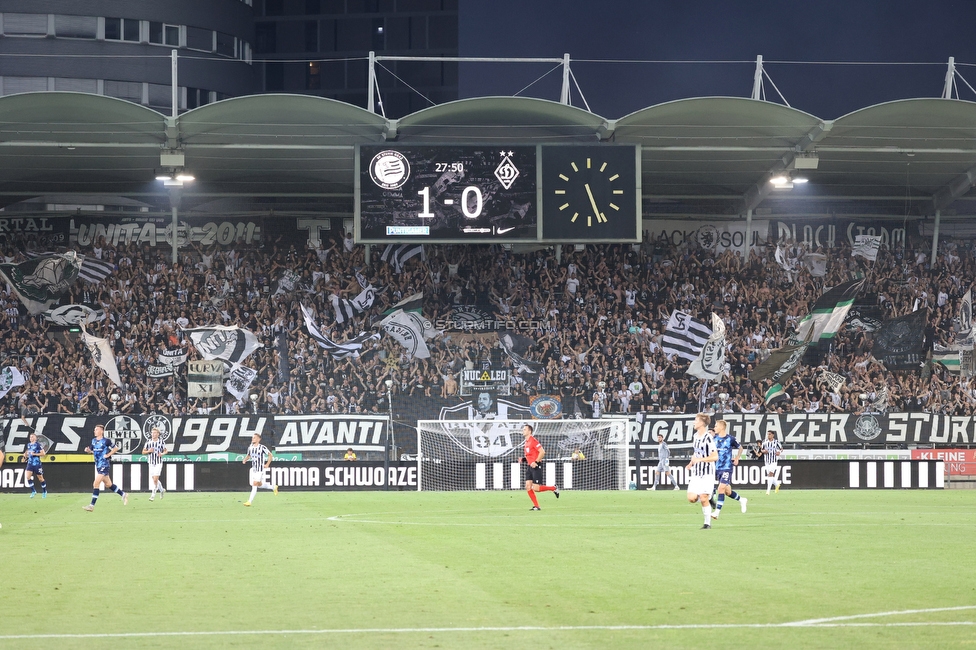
[356,145,538,243]
[355,144,640,244]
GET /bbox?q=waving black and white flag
[43,303,106,326]
[78,255,116,283]
[381,243,424,273]
[185,326,263,365]
[146,364,175,379]
[498,332,543,374]
[331,286,376,324]
[687,313,726,380]
[81,327,122,388]
[662,310,712,362]
[158,349,188,367]
[355,269,369,289]
[817,369,847,393]
[272,270,302,296]
[378,309,431,359]
[301,303,379,359]
[957,288,973,346]
[225,364,258,401]
[0,365,27,401]
[852,235,882,262]
[0,252,81,314]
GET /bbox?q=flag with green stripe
[791,278,865,346]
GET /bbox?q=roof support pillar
[368,51,377,113]
[743,208,753,262]
[560,53,571,105]
[943,57,956,99]
[751,55,763,100]
[171,50,179,119]
[169,188,182,265]
[931,209,941,270]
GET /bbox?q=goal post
[416,419,629,491]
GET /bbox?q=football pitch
[1,488,974,649]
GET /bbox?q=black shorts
[524,463,544,483]
[26,463,43,475]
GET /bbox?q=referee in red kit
[521,424,559,510]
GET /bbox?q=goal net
[416,419,629,491]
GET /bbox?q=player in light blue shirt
[711,420,746,520]
[24,433,48,498]
[83,424,127,511]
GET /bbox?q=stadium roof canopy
[1,91,976,227]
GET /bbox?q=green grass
[1,488,975,649]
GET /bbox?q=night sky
[459,0,976,119]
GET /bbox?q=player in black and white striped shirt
[142,427,167,501]
[761,431,783,494]
[242,433,278,506]
[685,413,718,529]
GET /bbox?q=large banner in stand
[631,413,976,450]
[0,414,390,461]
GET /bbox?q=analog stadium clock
[541,145,640,242]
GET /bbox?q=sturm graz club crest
[853,415,882,442]
[142,415,173,443]
[104,415,144,454]
[369,150,410,190]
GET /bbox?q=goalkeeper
[520,424,560,510]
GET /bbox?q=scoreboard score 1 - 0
[356,145,538,243]
[355,144,640,244]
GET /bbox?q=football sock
[112,485,125,497]
[249,486,258,503]
[27,479,33,490]
[669,470,679,485]
[40,480,47,492]
[151,482,157,496]
[90,489,99,506]
[716,493,725,511]
[537,485,556,493]
[702,505,711,525]
[729,490,740,501]
[528,490,540,507]
[261,484,275,490]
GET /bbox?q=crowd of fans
[0,223,971,419]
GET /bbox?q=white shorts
[148,463,163,478]
[687,474,715,497]
[249,468,266,485]
[764,463,779,475]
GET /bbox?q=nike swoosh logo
[497,227,515,234]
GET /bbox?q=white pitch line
[2,607,974,640]
[789,604,976,625]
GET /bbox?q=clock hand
[584,183,602,223]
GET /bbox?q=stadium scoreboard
[355,144,640,244]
